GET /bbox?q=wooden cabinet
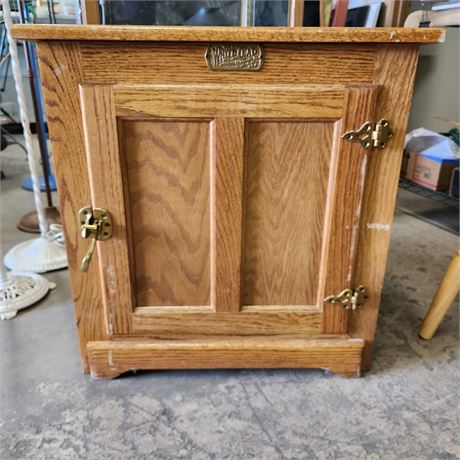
[13,26,444,378]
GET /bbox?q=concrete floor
[0,139,459,460]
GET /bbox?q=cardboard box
[404,134,459,191]
[405,151,459,191]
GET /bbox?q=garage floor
[0,140,459,460]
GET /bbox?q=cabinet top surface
[12,25,444,44]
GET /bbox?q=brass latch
[78,207,112,272]
[324,285,368,310]
[342,119,393,150]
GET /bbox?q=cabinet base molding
[86,337,365,379]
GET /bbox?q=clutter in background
[402,128,460,192]
[450,168,459,199]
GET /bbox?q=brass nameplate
[205,44,263,71]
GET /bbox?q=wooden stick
[419,250,460,340]
[81,0,100,25]
[288,0,305,26]
[331,0,349,27]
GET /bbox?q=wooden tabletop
[12,25,445,44]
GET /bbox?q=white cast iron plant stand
[2,0,67,273]
[0,266,56,320]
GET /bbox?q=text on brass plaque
[205,44,263,71]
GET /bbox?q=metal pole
[18,0,53,208]
[241,0,255,26]
[2,0,48,237]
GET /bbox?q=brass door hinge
[78,207,112,272]
[324,285,368,310]
[342,119,393,150]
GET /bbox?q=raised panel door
[79,83,377,338]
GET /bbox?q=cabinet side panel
[242,121,334,307]
[122,120,211,307]
[350,45,420,370]
[36,41,107,372]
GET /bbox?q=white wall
[408,27,460,133]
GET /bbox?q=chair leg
[419,250,460,340]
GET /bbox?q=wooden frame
[288,0,305,26]
[81,0,100,25]
[383,0,410,27]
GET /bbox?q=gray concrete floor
[0,139,459,460]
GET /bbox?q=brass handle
[78,207,112,273]
[81,223,98,239]
[80,237,97,272]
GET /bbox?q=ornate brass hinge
[342,119,393,150]
[324,285,369,310]
[78,207,112,272]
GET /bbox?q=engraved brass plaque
[205,44,263,71]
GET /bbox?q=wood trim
[349,44,421,370]
[11,25,446,44]
[323,84,378,334]
[79,85,134,335]
[213,118,245,312]
[331,0,349,27]
[113,85,345,119]
[392,0,410,28]
[384,0,411,27]
[383,0,396,27]
[87,337,365,379]
[131,311,322,336]
[320,0,333,27]
[80,0,100,25]
[288,0,305,27]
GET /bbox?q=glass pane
[103,0,241,26]
[101,0,292,26]
[253,0,288,26]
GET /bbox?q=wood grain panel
[322,85,378,334]
[79,85,134,335]
[79,43,377,86]
[87,337,365,379]
[122,120,211,307]
[12,25,445,43]
[243,121,334,306]
[132,310,322,336]
[349,45,420,370]
[114,85,345,119]
[35,42,107,373]
[213,118,245,312]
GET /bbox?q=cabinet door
[79,83,377,338]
